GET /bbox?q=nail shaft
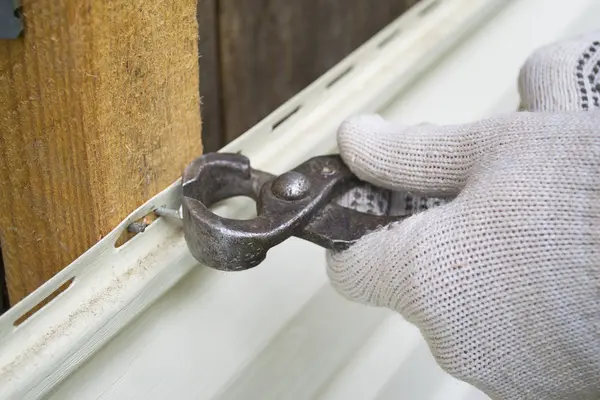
[155,206,182,220]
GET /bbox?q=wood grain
[197,0,223,152]
[0,0,202,304]
[0,255,7,314]
[218,0,420,142]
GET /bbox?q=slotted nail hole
[272,105,301,131]
[378,29,400,48]
[326,66,354,88]
[14,277,75,326]
[115,210,159,248]
[418,0,441,17]
[210,196,257,220]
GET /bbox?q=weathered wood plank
[198,0,223,152]
[0,0,202,304]
[218,0,420,142]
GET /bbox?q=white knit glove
[328,31,600,399]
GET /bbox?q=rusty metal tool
[160,152,405,271]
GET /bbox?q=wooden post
[0,0,202,304]
[218,0,419,142]
[197,0,222,153]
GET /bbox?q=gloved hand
[327,31,600,399]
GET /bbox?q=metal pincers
[180,152,405,271]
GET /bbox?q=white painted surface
[1,0,599,399]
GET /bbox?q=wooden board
[0,0,202,304]
[218,0,420,143]
[0,255,7,314]
[197,0,223,152]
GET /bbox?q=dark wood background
[197,0,420,152]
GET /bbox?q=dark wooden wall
[198,0,420,151]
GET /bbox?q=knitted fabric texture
[328,31,600,399]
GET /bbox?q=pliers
[159,152,405,271]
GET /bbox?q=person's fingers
[337,114,498,197]
[325,203,454,314]
[518,30,600,112]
